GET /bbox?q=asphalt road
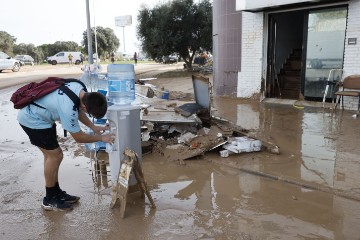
[0,62,184,90]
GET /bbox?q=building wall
[213,0,242,97]
[342,0,360,110]
[237,0,360,109]
[237,12,263,98]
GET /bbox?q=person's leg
[40,146,80,204]
[39,147,63,189]
[20,124,75,210]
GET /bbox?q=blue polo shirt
[17,82,85,133]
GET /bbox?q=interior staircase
[278,49,302,99]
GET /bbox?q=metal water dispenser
[106,64,141,185]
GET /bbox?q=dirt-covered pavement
[1,63,360,239]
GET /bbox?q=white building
[213,0,360,110]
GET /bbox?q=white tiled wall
[342,0,360,110]
[239,0,360,110]
[237,11,263,98]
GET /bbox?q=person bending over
[17,81,115,211]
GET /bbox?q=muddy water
[1,85,360,239]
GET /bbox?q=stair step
[291,49,302,58]
[280,76,300,89]
[281,89,300,99]
[283,70,300,76]
[283,64,301,71]
[282,76,300,82]
[290,60,301,70]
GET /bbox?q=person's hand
[92,125,109,134]
[101,133,115,144]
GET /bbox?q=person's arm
[78,109,109,134]
[70,130,114,144]
[78,109,95,129]
[72,109,114,143]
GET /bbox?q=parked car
[0,51,21,72]
[163,55,178,64]
[14,55,35,66]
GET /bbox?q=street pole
[122,26,126,53]
[86,0,94,64]
[93,0,98,63]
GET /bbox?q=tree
[82,26,120,60]
[137,0,212,69]
[49,41,81,56]
[13,43,45,64]
[0,31,17,54]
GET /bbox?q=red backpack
[10,77,87,109]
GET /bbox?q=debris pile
[137,74,279,162]
[140,110,279,163]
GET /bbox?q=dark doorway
[266,6,348,101]
[267,11,305,99]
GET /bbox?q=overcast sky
[1,0,165,54]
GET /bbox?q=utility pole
[85,0,93,64]
[122,26,126,53]
[115,15,132,54]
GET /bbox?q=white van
[47,52,82,65]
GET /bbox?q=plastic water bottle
[105,120,117,153]
[107,64,135,105]
[106,143,114,153]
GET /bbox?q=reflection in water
[211,97,360,237]
[236,104,260,130]
[75,97,360,238]
[220,99,359,199]
[152,181,197,210]
[87,150,110,191]
[301,112,336,186]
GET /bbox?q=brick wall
[237,12,263,98]
[342,0,360,110]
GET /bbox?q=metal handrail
[322,68,344,107]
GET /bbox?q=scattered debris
[134,74,280,162]
[220,137,262,157]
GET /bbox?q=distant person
[68,53,73,65]
[110,52,115,64]
[134,52,138,65]
[79,53,84,65]
[17,80,115,211]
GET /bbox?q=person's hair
[82,92,107,119]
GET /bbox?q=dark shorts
[20,123,59,150]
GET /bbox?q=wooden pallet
[110,148,156,218]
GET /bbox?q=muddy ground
[1,65,360,239]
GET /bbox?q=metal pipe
[86,0,94,64]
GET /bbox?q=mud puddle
[1,86,360,239]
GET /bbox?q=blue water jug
[107,64,135,105]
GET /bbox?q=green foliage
[47,41,81,56]
[137,0,212,68]
[13,43,44,64]
[0,31,17,54]
[82,26,120,60]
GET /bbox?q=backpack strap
[60,79,88,111]
[63,78,88,92]
[58,80,87,138]
[59,85,81,111]
[31,102,46,109]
